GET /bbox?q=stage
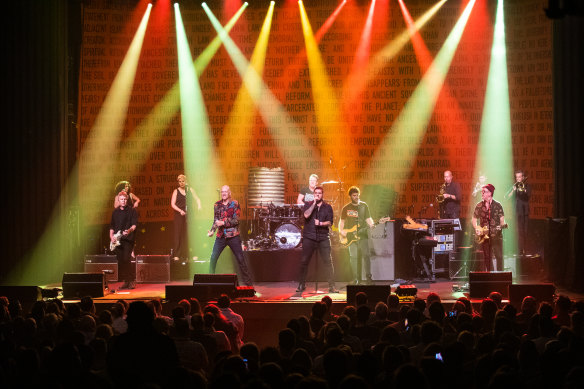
[44,277,578,349]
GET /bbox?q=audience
[0,289,583,389]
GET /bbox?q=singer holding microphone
[296,186,338,294]
[171,174,202,262]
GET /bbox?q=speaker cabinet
[509,283,556,306]
[469,272,512,298]
[0,286,42,302]
[368,222,395,280]
[62,273,106,299]
[346,284,392,306]
[84,255,118,282]
[192,273,238,301]
[136,255,170,283]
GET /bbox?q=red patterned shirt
[213,200,241,238]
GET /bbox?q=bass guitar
[339,217,391,248]
[475,223,508,244]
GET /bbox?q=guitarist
[110,191,138,289]
[471,184,507,272]
[338,186,375,284]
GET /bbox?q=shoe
[127,281,136,289]
[296,283,306,292]
[328,287,339,294]
[173,256,180,261]
[119,281,129,290]
[353,279,360,285]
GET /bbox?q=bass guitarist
[338,186,375,284]
[471,184,507,272]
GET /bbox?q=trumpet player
[439,170,462,219]
[507,170,531,255]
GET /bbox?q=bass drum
[274,223,302,249]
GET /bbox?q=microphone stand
[329,155,345,224]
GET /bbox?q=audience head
[488,291,503,309]
[355,292,368,307]
[217,294,232,309]
[126,301,155,331]
[178,299,191,315]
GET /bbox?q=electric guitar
[339,217,391,247]
[109,230,128,251]
[475,223,508,244]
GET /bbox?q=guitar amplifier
[136,255,170,283]
[84,255,118,282]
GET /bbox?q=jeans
[209,235,253,286]
[348,238,371,281]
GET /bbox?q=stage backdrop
[78,0,552,229]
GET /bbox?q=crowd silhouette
[1,290,583,389]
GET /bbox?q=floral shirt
[473,199,505,238]
[213,200,241,238]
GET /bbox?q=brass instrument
[436,183,446,203]
[504,177,528,199]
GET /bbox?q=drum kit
[246,203,304,250]
[245,166,345,250]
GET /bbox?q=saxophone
[436,183,446,203]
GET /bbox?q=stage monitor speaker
[0,286,42,302]
[136,255,170,283]
[346,284,392,306]
[165,285,197,302]
[62,273,106,299]
[84,255,118,282]
[469,272,512,298]
[192,273,238,301]
[509,283,556,306]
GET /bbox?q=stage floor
[57,278,581,304]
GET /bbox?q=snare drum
[274,223,302,249]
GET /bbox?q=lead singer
[207,185,253,286]
[296,186,339,294]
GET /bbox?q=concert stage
[49,277,577,349]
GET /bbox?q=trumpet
[436,183,446,203]
[515,180,527,193]
[504,177,527,199]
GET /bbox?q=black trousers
[115,240,135,282]
[480,237,503,272]
[517,213,529,254]
[298,237,335,287]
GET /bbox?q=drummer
[297,173,319,205]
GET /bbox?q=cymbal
[321,180,340,184]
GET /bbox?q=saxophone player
[508,170,531,255]
[439,170,462,219]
